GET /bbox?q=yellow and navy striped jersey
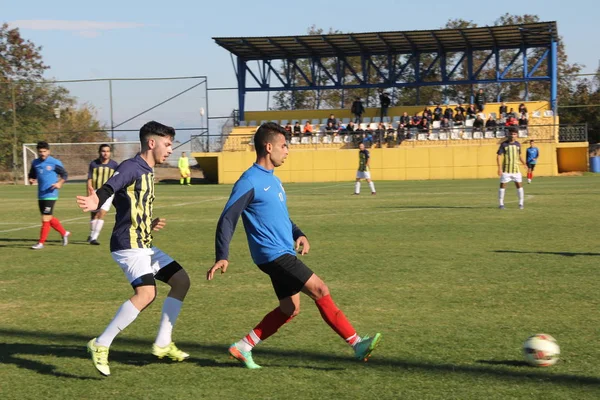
[104,154,155,252]
[88,159,119,189]
[497,141,522,173]
[358,149,370,172]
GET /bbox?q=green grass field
[1,176,599,399]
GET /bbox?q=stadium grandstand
[191,22,588,183]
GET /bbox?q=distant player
[354,142,376,195]
[207,123,381,369]
[178,152,191,186]
[87,144,119,245]
[76,121,191,376]
[28,141,70,250]
[526,140,539,184]
[497,127,527,209]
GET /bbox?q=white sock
[237,330,261,352]
[96,300,140,347]
[90,219,104,241]
[498,188,506,206]
[517,187,524,206]
[369,181,376,193]
[154,297,183,347]
[354,181,361,194]
[89,219,97,238]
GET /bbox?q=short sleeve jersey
[358,149,370,172]
[88,159,119,190]
[103,154,155,252]
[526,147,539,164]
[497,141,522,173]
[29,156,68,200]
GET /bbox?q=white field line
[0,185,534,234]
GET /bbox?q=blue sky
[4,0,599,141]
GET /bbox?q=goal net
[23,141,141,185]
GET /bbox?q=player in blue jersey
[526,140,539,184]
[207,122,381,369]
[76,121,191,376]
[28,141,70,250]
[497,127,527,209]
[86,144,119,245]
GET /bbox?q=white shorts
[111,247,175,284]
[100,194,114,212]
[500,172,522,184]
[356,170,371,180]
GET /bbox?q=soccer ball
[522,334,560,367]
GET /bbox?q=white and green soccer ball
[522,334,560,367]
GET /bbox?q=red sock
[39,221,51,244]
[530,172,533,180]
[245,307,293,345]
[315,294,359,345]
[49,217,66,236]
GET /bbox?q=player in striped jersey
[87,144,119,245]
[76,121,191,376]
[496,127,527,209]
[354,142,376,195]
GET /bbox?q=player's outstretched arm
[207,260,229,280]
[76,192,100,212]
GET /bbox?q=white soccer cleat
[31,243,44,250]
[62,231,71,246]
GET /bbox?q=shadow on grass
[375,205,487,210]
[1,328,599,386]
[494,250,600,257]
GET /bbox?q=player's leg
[515,177,524,209]
[179,170,185,185]
[88,249,156,376]
[366,173,376,195]
[498,175,508,209]
[43,200,69,245]
[302,272,381,360]
[354,174,362,195]
[88,212,97,242]
[32,201,54,249]
[151,250,191,360]
[89,194,112,244]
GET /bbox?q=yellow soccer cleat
[152,342,190,361]
[87,338,110,376]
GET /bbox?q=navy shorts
[257,254,314,300]
[527,163,536,170]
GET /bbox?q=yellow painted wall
[556,143,589,172]
[193,140,567,184]
[244,100,550,123]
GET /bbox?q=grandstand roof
[214,22,558,60]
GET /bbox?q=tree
[0,23,107,177]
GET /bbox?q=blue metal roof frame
[214,22,558,60]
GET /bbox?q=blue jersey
[88,159,119,189]
[526,147,539,164]
[215,163,305,265]
[103,154,155,252]
[28,156,68,200]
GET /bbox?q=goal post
[23,141,141,185]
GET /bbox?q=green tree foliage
[0,23,107,174]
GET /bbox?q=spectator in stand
[293,121,302,137]
[418,116,429,132]
[440,117,451,132]
[475,88,486,112]
[518,112,529,127]
[337,120,346,134]
[518,103,528,115]
[303,121,313,136]
[325,122,335,134]
[507,107,517,119]
[346,121,356,133]
[351,97,365,123]
[454,111,465,126]
[422,107,432,122]
[399,112,411,132]
[499,102,508,118]
[444,106,454,121]
[473,114,485,132]
[374,122,386,147]
[486,114,498,130]
[455,103,466,115]
[284,122,293,140]
[433,104,443,121]
[379,91,391,120]
[326,114,338,130]
[466,104,477,119]
[505,112,519,126]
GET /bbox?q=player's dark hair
[139,121,176,143]
[254,122,287,157]
[98,143,111,152]
[36,141,49,150]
